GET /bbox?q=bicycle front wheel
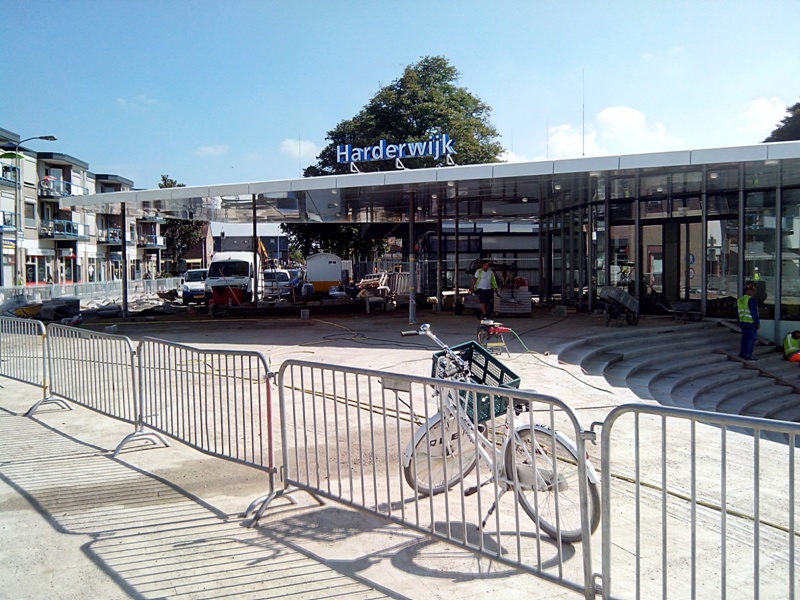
[505,425,600,543]
[404,412,478,496]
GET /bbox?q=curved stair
[555,317,800,424]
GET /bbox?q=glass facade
[539,154,800,343]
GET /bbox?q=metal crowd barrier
[0,317,48,405]
[599,404,800,600]
[266,359,597,597]
[25,323,139,420]
[135,337,275,472]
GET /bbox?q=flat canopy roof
[64,141,800,224]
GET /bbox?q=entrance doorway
[641,220,703,308]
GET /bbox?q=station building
[71,140,800,344]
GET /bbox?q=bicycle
[400,324,600,543]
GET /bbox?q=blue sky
[4,0,799,190]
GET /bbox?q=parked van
[180,268,208,305]
[206,251,262,309]
[263,268,292,299]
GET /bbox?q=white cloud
[526,106,683,162]
[594,105,681,153]
[116,95,157,109]
[547,124,605,159]
[736,96,786,136]
[194,144,229,157]
[499,149,531,163]
[280,139,321,161]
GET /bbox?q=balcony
[39,219,90,241]
[138,215,167,223]
[97,227,122,244]
[138,234,166,249]
[39,178,89,198]
[1,162,18,186]
[0,209,15,233]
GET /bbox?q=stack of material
[496,287,532,316]
[356,271,394,312]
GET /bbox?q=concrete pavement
[1,307,792,598]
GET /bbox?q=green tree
[304,55,504,176]
[162,219,206,268]
[764,100,800,142]
[158,174,186,188]
[281,223,388,262]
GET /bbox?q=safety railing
[135,337,275,472]
[265,359,598,597]
[599,404,800,600]
[5,319,800,599]
[0,317,47,405]
[38,323,138,421]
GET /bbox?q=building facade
[0,127,166,288]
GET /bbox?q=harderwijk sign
[337,134,456,164]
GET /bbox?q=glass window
[706,193,738,217]
[610,177,635,200]
[780,188,800,320]
[783,159,800,187]
[745,161,778,189]
[744,190,777,317]
[641,199,669,220]
[706,218,738,303]
[707,167,739,192]
[671,170,702,194]
[640,174,669,197]
[610,201,635,222]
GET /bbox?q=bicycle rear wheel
[505,425,600,543]
[404,412,478,496]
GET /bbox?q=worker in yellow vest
[737,284,760,361]
[784,330,800,362]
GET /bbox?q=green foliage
[304,55,504,176]
[764,100,800,142]
[162,219,205,263]
[281,223,388,261]
[158,174,186,188]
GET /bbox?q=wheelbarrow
[599,286,640,327]
[658,300,704,322]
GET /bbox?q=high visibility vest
[474,269,498,290]
[738,295,755,324]
[785,335,800,358]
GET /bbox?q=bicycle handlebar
[400,324,471,377]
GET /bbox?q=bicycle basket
[431,341,521,423]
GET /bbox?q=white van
[263,268,292,299]
[181,268,208,305]
[206,251,262,308]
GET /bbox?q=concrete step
[646,355,737,407]
[741,389,800,417]
[693,375,771,411]
[765,399,800,423]
[715,380,792,414]
[672,366,755,405]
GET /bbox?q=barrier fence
[599,404,800,600]
[39,323,138,421]
[267,359,598,596]
[0,316,47,406]
[3,317,800,599]
[136,337,273,470]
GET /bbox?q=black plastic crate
[431,341,521,422]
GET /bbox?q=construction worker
[737,283,760,361]
[472,261,498,320]
[784,330,800,362]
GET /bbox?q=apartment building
[0,127,165,287]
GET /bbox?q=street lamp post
[13,135,57,286]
